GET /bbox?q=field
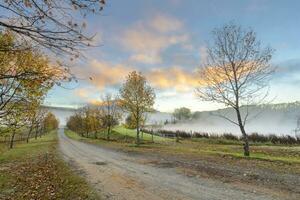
[66,126,300,167]
[0,131,100,200]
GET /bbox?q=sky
[45,0,300,112]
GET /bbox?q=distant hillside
[42,102,300,136]
[163,102,300,136]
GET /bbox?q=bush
[248,133,269,143]
[141,128,300,145]
[222,133,239,141]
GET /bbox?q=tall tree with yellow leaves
[119,71,155,145]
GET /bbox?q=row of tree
[0,1,107,148]
[0,32,61,148]
[67,71,156,145]
[67,94,121,140]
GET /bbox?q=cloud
[88,99,103,106]
[75,59,133,90]
[147,67,199,92]
[120,14,190,64]
[129,53,161,64]
[74,88,90,98]
[75,60,200,93]
[150,14,183,33]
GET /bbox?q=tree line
[0,1,106,148]
[67,71,156,145]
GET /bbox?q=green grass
[0,131,101,200]
[66,126,171,144]
[0,132,56,163]
[113,126,171,142]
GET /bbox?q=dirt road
[58,128,285,200]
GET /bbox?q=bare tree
[196,23,274,156]
[119,71,155,145]
[0,0,106,56]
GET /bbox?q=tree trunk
[35,125,39,140]
[151,129,154,143]
[176,132,179,143]
[10,130,16,149]
[141,131,143,141]
[136,120,140,145]
[26,125,33,143]
[39,128,42,138]
[107,126,111,140]
[236,108,250,156]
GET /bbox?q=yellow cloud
[75,60,133,90]
[148,67,199,92]
[75,60,200,93]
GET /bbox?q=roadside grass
[65,127,300,174]
[68,126,171,144]
[0,131,100,200]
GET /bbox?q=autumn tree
[66,106,102,138]
[99,94,121,140]
[119,71,155,145]
[43,112,59,133]
[173,107,192,121]
[26,102,46,142]
[33,109,48,139]
[81,106,94,138]
[0,0,106,56]
[196,23,274,156]
[0,32,66,120]
[90,108,102,139]
[67,113,85,136]
[124,113,146,130]
[2,103,28,148]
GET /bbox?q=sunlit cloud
[148,67,199,92]
[75,59,133,90]
[75,60,199,93]
[88,99,103,106]
[74,88,90,98]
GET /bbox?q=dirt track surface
[58,129,292,200]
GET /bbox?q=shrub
[140,128,300,145]
[222,133,239,141]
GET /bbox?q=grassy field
[0,131,100,200]
[65,127,300,174]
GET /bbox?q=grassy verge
[0,131,100,200]
[65,127,300,174]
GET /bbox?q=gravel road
[58,128,284,200]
